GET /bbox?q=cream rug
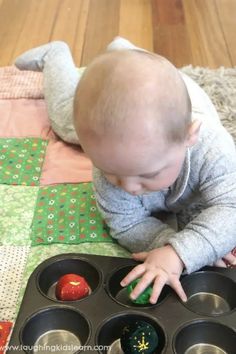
[182,66,236,142]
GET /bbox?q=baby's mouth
[131,190,148,196]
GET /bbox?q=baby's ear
[186,118,202,147]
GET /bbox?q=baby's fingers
[149,275,167,304]
[128,271,154,301]
[223,252,236,267]
[170,277,187,302]
[120,263,146,287]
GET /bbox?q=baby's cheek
[144,175,173,191]
[161,169,180,186]
[104,174,117,186]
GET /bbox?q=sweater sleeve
[168,128,236,273]
[93,168,176,252]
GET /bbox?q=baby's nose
[117,177,142,195]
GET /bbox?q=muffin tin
[7,253,236,354]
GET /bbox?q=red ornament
[56,273,90,301]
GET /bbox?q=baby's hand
[214,248,236,268]
[120,245,187,304]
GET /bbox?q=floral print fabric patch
[31,183,114,245]
[0,138,48,186]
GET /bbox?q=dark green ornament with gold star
[120,320,159,354]
[127,278,153,305]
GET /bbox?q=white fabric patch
[0,246,30,320]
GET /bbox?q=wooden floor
[0,0,235,68]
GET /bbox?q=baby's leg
[15,41,81,144]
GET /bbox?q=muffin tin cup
[7,254,236,354]
[96,311,167,354]
[173,320,236,354]
[20,306,91,354]
[181,271,236,316]
[106,265,171,308]
[37,256,102,302]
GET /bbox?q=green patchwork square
[31,183,114,245]
[0,185,39,246]
[0,138,48,186]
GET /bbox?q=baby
[15,38,236,303]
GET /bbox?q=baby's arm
[93,167,189,302]
[93,168,178,252]
[128,137,236,301]
[167,129,236,273]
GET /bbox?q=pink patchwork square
[40,138,92,185]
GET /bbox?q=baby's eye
[142,172,159,179]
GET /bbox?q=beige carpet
[181,66,236,143]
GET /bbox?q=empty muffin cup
[37,257,101,301]
[96,311,166,354]
[20,306,90,354]
[173,320,236,354]
[181,271,236,316]
[106,265,170,307]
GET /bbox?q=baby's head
[74,50,201,195]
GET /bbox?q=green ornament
[120,320,159,354]
[127,278,153,304]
